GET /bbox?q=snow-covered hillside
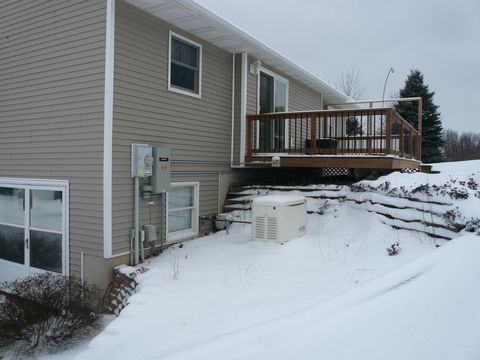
[72,161,480,360]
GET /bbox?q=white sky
[196,0,480,133]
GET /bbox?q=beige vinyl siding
[0,0,106,276]
[112,1,233,255]
[245,62,321,113]
[241,58,322,154]
[289,78,322,111]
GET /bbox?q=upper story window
[168,31,202,98]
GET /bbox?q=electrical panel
[152,147,171,193]
[131,144,154,177]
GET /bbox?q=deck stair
[224,185,344,213]
[224,185,469,240]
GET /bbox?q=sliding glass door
[0,182,68,282]
[0,188,25,267]
[258,71,288,150]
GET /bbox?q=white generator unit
[252,195,307,243]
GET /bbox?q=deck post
[246,115,253,159]
[410,129,414,159]
[322,113,328,138]
[385,109,392,154]
[399,118,404,158]
[367,102,373,153]
[310,112,317,155]
[417,98,423,161]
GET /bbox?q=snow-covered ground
[57,161,480,359]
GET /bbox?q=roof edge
[168,0,351,104]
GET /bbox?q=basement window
[167,182,199,242]
[168,31,202,98]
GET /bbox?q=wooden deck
[245,155,420,169]
[245,107,421,170]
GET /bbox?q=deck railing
[246,108,421,160]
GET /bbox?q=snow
[352,159,480,225]
[45,161,480,359]
[252,195,305,205]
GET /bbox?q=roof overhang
[124,0,352,105]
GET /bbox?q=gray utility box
[131,144,153,177]
[152,147,171,193]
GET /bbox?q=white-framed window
[168,31,202,98]
[0,178,69,283]
[167,182,199,242]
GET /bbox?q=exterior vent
[252,195,306,244]
[255,216,266,239]
[266,217,278,240]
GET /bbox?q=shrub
[387,242,401,256]
[0,273,102,354]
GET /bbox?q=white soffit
[124,0,351,105]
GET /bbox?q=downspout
[230,53,235,166]
[239,52,247,166]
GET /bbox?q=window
[167,182,199,241]
[0,179,68,283]
[168,32,202,97]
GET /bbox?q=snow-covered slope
[72,161,480,360]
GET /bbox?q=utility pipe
[134,176,140,265]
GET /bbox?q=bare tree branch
[335,69,366,100]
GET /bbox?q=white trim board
[0,178,69,187]
[239,52,247,164]
[103,0,115,259]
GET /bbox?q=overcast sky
[196,0,480,133]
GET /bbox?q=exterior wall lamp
[250,59,262,75]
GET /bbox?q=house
[0,0,421,287]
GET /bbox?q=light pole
[382,67,394,108]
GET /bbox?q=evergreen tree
[395,70,444,163]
